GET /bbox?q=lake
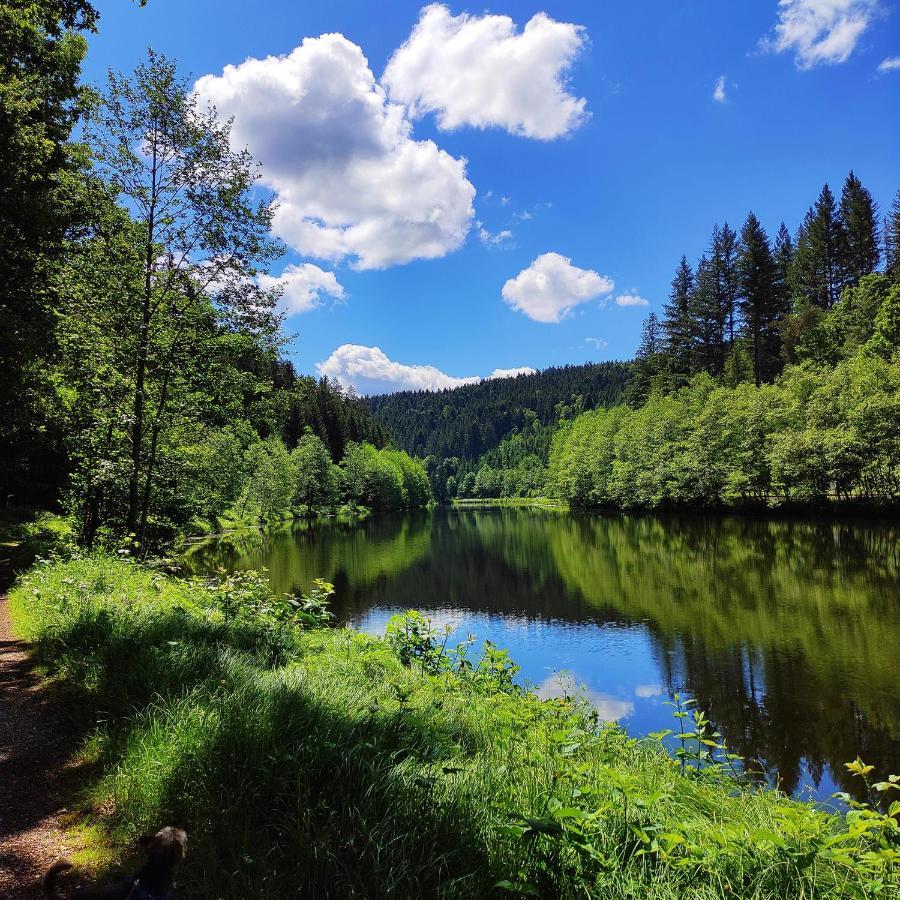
[185,506,900,803]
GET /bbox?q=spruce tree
[791,184,847,308]
[714,222,740,347]
[737,213,779,386]
[885,189,900,282]
[627,313,664,406]
[662,256,695,382]
[839,171,880,284]
[771,222,794,374]
[690,254,725,377]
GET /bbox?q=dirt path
[0,594,80,898]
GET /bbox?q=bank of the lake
[10,554,899,898]
[185,505,900,805]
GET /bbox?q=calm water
[185,507,900,802]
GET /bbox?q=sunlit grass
[10,556,898,898]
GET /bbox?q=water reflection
[185,507,900,801]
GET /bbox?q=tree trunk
[126,127,158,540]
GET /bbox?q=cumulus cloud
[383,4,588,140]
[616,293,650,306]
[615,293,649,307]
[502,253,614,323]
[258,263,345,316]
[194,34,475,270]
[634,684,663,698]
[762,0,879,69]
[317,344,533,394]
[585,337,609,349]
[536,675,635,722]
[713,75,727,102]
[488,366,536,380]
[878,56,900,72]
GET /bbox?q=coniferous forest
[550,175,899,509]
[370,174,900,509]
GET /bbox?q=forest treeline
[398,174,900,507]
[550,174,900,509]
[1,1,422,546]
[368,362,630,501]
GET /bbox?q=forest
[549,175,899,509]
[1,2,424,548]
[368,361,630,500]
[373,174,899,509]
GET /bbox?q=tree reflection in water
[186,507,900,801]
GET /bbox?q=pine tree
[737,212,779,386]
[690,254,725,376]
[839,171,880,284]
[791,184,847,308]
[885,189,900,282]
[661,255,695,382]
[713,223,740,347]
[687,224,737,378]
[771,222,794,374]
[627,313,664,406]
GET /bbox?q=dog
[42,827,187,899]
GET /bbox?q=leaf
[751,829,788,849]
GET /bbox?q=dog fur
[42,826,187,899]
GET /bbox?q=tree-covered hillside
[367,361,631,461]
[551,172,900,510]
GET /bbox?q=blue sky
[85,1,900,393]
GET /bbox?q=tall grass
[10,556,899,898]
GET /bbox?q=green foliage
[550,277,899,509]
[368,363,631,487]
[10,556,898,898]
[341,442,431,511]
[291,428,336,514]
[0,0,99,501]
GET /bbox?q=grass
[9,555,899,899]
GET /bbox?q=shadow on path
[0,595,91,899]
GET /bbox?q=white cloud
[194,33,475,270]
[477,222,514,247]
[383,4,588,140]
[615,293,649,308]
[762,0,879,69]
[634,684,663,698]
[488,366,536,380]
[316,344,533,394]
[258,263,345,316]
[878,56,900,72]
[502,252,614,323]
[536,675,635,722]
[585,337,609,349]
[713,75,727,102]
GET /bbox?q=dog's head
[138,827,188,868]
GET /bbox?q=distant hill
[367,361,631,462]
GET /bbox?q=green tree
[82,50,281,545]
[737,212,780,386]
[838,171,880,285]
[884,189,900,282]
[792,183,847,308]
[292,428,334,515]
[0,0,99,499]
[690,254,725,376]
[626,312,665,405]
[241,438,295,522]
[662,255,695,382]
